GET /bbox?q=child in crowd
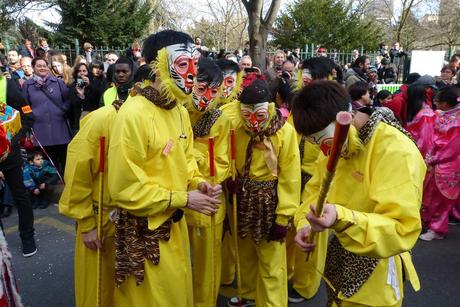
[348,81,372,110]
[421,86,460,240]
[374,89,392,107]
[23,152,59,209]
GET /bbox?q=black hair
[106,64,115,84]
[27,151,43,162]
[134,64,154,83]
[196,57,223,88]
[142,30,194,64]
[291,80,350,135]
[405,73,421,85]
[215,59,240,74]
[90,60,104,70]
[239,79,271,105]
[348,81,369,101]
[301,57,332,80]
[436,86,460,107]
[375,90,392,106]
[351,55,369,68]
[406,83,426,124]
[31,57,48,67]
[113,56,137,84]
[72,62,94,81]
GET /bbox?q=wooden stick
[306,112,352,261]
[208,137,217,305]
[230,129,243,306]
[96,136,105,307]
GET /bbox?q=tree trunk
[249,21,267,69]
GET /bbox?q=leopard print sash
[299,136,313,192]
[324,236,379,306]
[193,109,223,138]
[236,178,278,244]
[131,83,177,110]
[114,209,172,286]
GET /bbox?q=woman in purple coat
[22,58,72,174]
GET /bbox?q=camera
[76,78,85,88]
[281,70,292,80]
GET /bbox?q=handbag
[36,82,76,137]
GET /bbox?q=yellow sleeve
[275,125,301,226]
[184,109,206,190]
[213,115,231,184]
[59,109,109,232]
[333,145,424,258]
[108,107,187,217]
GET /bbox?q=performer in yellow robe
[58,57,136,307]
[292,81,425,307]
[184,57,231,307]
[107,31,221,307]
[228,79,300,307]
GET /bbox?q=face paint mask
[240,102,270,133]
[166,43,200,94]
[221,71,237,99]
[192,82,219,112]
[302,68,312,87]
[307,122,335,155]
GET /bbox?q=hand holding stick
[306,112,352,261]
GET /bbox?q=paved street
[2,205,459,307]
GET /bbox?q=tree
[48,0,154,47]
[273,0,382,51]
[242,0,282,68]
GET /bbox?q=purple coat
[22,75,72,146]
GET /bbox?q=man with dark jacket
[344,56,370,88]
[377,58,397,84]
[0,72,36,257]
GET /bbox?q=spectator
[348,81,372,110]
[89,60,108,90]
[35,37,50,59]
[23,151,59,209]
[390,42,407,80]
[82,42,95,64]
[104,51,118,72]
[272,49,286,70]
[299,57,332,87]
[344,55,370,88]
[367,66,379,100]
[101,57,136,106]
[234,49,243,62]
[7,50,23,79]
[374,89,392,107]
[126,41,142,63]
[385,72,421,123]
[22,58,72,174]
[378,43,390,59]
[288,47,301,68]
[20,57,34,82]
[316,46,327,57]
[239,55,252,71]
[243,41,250,55]
[351,49,360,62]
[377,58,396,84]
[50,54,73,86]
[18,39,35,59]
[436,65,456,89]
[69,62,105,123]
[73,55,87,67]
[449,54,460,74]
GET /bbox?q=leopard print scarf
[192,109,223,138]
[131,83,177,110]
[359,107,415,145]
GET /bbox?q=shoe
[288,288,306,303]
[419,229,444,241]
[22,237,37,257]
[39,202,49,209]
[0,206,12,218]
[228,297,255,307]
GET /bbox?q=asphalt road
[2,205,459,307]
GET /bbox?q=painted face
[302,69,313,86]
[166,43,200,94]
[221,71,237,99]
[192,81,220,112]
[240,102,270,133]
[306,122,335,156]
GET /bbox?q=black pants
[43,144,68,175]
[2,166,34,240]
[30,185,53,208]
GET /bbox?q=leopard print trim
[237,177,278,244]
[359,107,415,145]
[324,236,379,306]
[192,109,223,138]
[301,171,312,193]
[299,136,306,161]
[114,209,172,286]
[131,83,177,110]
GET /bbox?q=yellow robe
[186,108,231,307]
[59,105,118,307]
[295,123,425,306]
[108,94,204,307]
[234,109,301,306]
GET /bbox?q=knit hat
[239,79,271,105]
